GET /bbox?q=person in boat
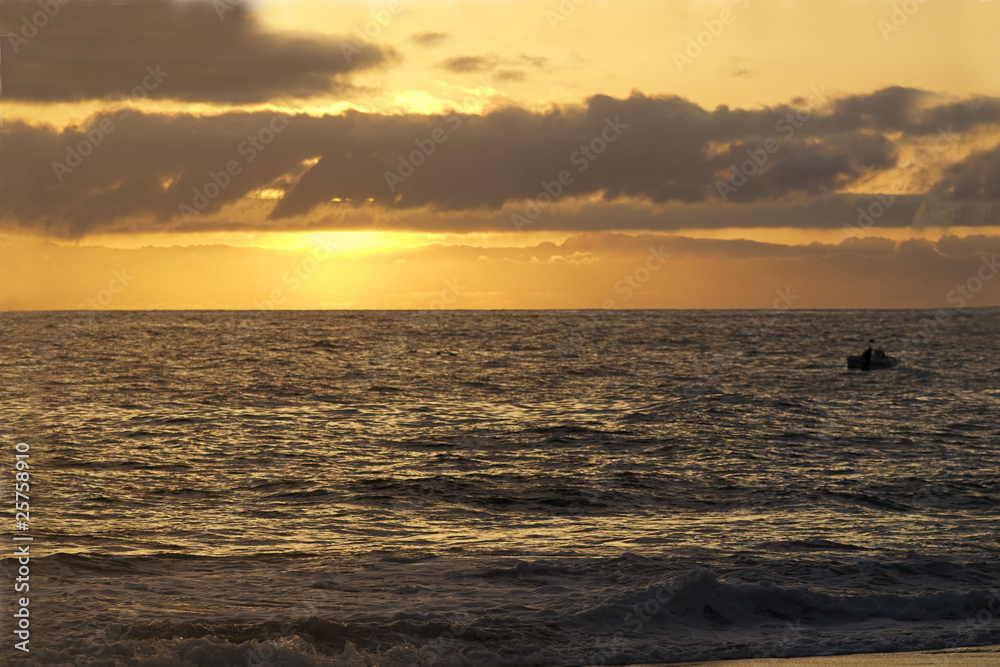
[860,339,874,370]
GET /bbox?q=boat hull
[847,355,898,370]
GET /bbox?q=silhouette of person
[860,339,874,370]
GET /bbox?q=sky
[1,0,999,309]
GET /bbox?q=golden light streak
[35,227,1000,254]
[248,188,287,200]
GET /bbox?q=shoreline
[617,645,1000,667]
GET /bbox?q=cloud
[825,86,1000,136]
[494,70,527,83]
[0,0,394,103]
[829,86,934,131]
[437,53,548,75]
[713,132,899,203]
[438,55,496,73]
[933,144,1000,201]
[411,31,449,47]
[5,88,1000,236]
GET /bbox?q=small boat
[846,353,898,370]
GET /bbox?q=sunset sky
[2,0,999,309]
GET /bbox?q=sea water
[2,309,999,666]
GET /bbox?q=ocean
[2,308,1000,666]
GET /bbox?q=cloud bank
[0,0,392,103]
[4,88,1000,236]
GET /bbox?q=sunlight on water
[2,309,999,664]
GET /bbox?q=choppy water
[2,309,1000,666]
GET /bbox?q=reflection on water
[3,309,1000,664]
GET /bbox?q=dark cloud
[933,144,1000,200]
[494,70,526,83]
[826,86,1000,136]
[0,0,393,103]
[514,54,548,69]
[4,88,1000,236]
[437,53,547,75]
[715,131,899,203]
[438,55,497,73]
[830,87,933,131]
[411,31,449,47]
[935,234,1000,258]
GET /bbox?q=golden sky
[1,0,999,309]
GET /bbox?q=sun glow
[62,230,576,253]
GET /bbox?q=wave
[761,539,865,551]
[25,566,1000,666]
[571,568,999,628]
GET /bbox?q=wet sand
[619,645,1000,667]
